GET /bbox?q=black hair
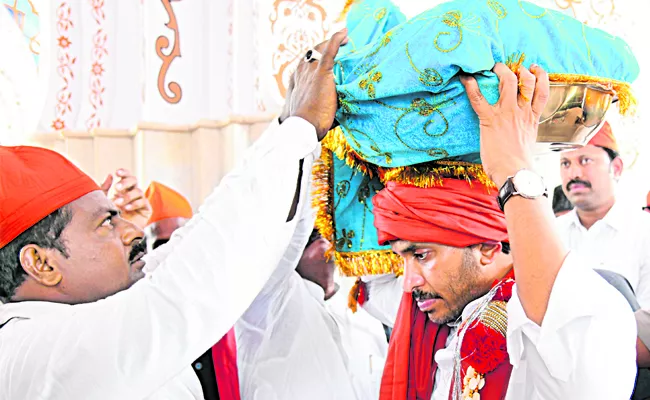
[599,146,619,162]
[0,207,72,302]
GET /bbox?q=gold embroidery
[405,43,444,87]
[435,11,464,53]
[479,300,508,337]
[374,7,387,21]
[338,90,360,115]
[359,69,383,98]
[487,0,507,32]
[336,229,356,250]
[518,0,547,18]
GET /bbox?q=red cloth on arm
[211,328,241,400]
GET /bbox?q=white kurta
[556,200,650,307]
[364,254,637,399]
[0,117,320,400]
[235,225,388,400]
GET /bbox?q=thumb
[100,174,113,195]
[460,75,491,118]
[319,28,349,70]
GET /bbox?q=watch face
[512,169,546,198]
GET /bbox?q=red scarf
[211,328,241,400]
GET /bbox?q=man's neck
[576,199,615,230]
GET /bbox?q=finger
[493,63,518,106]
[530,64,550,120]
[115,176,138,193]
[122,197,149,212]
[319,28,349,70]
[100,174,113,195]
[460,75,492,118]
[115,168,131,178]
[113,188,144,208]
[517,66,536,107]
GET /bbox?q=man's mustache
[566,179,591,191]
[129,239,147,263]
[413,288,439,302]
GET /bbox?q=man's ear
[477,242,502,266]
[19,245,62,287]
[611,156,624,180]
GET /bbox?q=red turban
[587,121,618,153]
[372,179,508,247]
[144,181,193,226]
[0,146,100,249]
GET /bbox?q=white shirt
[556,200,650,307]
[235,220,388,400]
[0,117,320,400]
[364,255,637,399]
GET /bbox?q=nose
[119,218,145,246]
[402,259,426,293]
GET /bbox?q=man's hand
[100,169,152,230]
[460,63,549,187]
[288,29,349,140]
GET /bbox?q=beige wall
[29,116,275,209]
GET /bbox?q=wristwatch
[497,169,548,211]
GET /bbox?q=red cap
[587,121,618,153]
[144,181,193,226]
[0,146,100,248]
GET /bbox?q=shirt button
[194,362,203,370]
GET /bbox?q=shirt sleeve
[360,274,404,328]
[634,234,650,308]
[507,252,637,399]
[4,117,320,400]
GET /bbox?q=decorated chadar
[312,0,639,279]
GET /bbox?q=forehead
[66,190,115,221]
[391,240,441,253]
[561,145,607,160]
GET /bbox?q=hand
[100,169,152,230]
[288,29,349,140]
[460,63,550,187]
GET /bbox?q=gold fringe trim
[335,249,404,277]
[548,73,636,116]
[312,148,335,260]
[322,127,374,176]
[348,278,363,313]
[378,161,497,190]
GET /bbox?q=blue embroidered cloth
[333,0,639,167]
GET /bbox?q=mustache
[566,179,591,191]
[412,288,439,302]
[129,239,147,263]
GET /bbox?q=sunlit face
[391,241,489,324]
[48,191,147,303]
[559,145,621,211]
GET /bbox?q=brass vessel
[537,82,617,152]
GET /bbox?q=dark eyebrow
[92,207,120,221]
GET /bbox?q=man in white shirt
[373,64,636,399]
[0,29,348,400]
[236,227,388,400]
[556,121,650,308]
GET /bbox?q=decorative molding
[156,0,183,104]
[52,2,75,131]
[86,0,108,130]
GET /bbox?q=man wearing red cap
[557,124,650,307]
[0,29,349,400]
[373,63,636,399]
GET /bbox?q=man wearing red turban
[0,29,349,400]
[372,63,637,399]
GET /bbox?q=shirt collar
[568,200,626,232]
[302,279,326,305]
[0,300,70,326]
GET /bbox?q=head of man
[296,229,337,300]
[373,179,511,324]
[559,122,622,212]
[0,146,146,304]
[144,182,193,249]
